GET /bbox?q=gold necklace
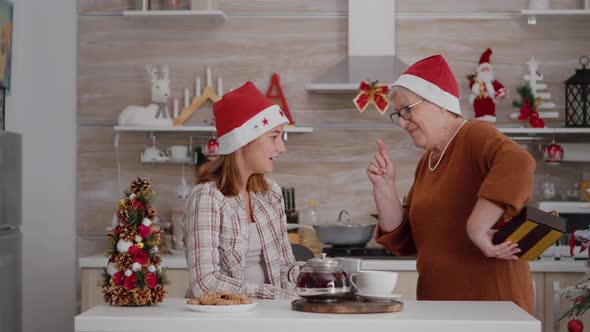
[428,120,467,172]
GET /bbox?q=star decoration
[262,118,269,126]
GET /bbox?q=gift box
[492,206,566,261]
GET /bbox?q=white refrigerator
[0,131,22,332]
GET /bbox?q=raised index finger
[376,139,389,154]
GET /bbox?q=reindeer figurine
[117,64,173,127]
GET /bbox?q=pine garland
[127,209,143,228]
[104,234,117,256]
[157,269,171,286]
[98,269,111,289]
[512,83,535,108]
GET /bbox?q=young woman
[183,81,298,299]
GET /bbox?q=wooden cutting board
[291,297,403,314]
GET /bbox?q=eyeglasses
[389,99,424,125]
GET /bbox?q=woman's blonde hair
[196,153,269,196]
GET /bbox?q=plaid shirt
[182,179,299,299]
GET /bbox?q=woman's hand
[466,198,521,260]
[472,229,521,260]
[367,139,396,188]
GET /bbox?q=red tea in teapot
[296,271,348,289]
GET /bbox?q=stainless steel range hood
[305,0,408,93]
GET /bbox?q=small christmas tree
[510,57,557,123]
[99,177,169,306]
[560,229,590,332]
[512,83,545,128]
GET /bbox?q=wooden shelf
[114,125,313,133]
[521,9,590,24]
[122,9,226,20]
[497,127,590,134]
[140,153,194,164]
[521,9,590,15]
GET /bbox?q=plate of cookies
[185,291,256,313]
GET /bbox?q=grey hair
[390,85,461,118]
[389,86,422,108]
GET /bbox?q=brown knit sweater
[376,120,536,314]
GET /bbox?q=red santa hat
[392,55,462,116]
[478,48,493,71]
[213,81,289,155]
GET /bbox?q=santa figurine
[468,48,508,123]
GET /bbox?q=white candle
[184,88,190,107]
[217,77,223,96]
[142,0,148,11]
[206,66,212,86]
[173,98,179,118]
[195,76,201,97]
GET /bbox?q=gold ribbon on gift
[353,80,390,114]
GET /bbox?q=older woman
[182,81,298,299]
[368,55,535,313]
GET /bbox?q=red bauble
[132,199,144,210]
[133,250,149,265]
[138,224,151,238]
[123,274,138,290]
[128,245,139,256]
[568,319,584,332]
[113,271,125,286]
[145,272,158,289]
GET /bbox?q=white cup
[349,270,398,296]
[167,145,189,160]
[143,147,166,161]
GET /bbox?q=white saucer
[355,292,402,302]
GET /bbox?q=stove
[322,246,397,258]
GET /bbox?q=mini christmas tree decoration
[510,57,558,121]
[467,48,508,123]
[353,80,390,114]
[99,177,169,306]
[265,73,294,124]
[559,229,590,326]
[512,83,545,128]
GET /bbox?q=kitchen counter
[75,298,540,332]
[79,253,589,272]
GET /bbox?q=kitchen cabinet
[543,272,590,332]
[532,272,545,322]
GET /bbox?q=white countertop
[79,253,589,273]
[75,298,540,332]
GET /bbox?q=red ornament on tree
[568,318,584,332]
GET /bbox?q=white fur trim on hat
[218,104,289,155]
[393,74,462,116]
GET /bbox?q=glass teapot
[287,253,350,301]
